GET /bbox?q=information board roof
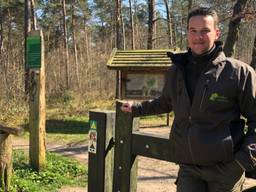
[107,48,173,70]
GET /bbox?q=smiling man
[121,7,256,192]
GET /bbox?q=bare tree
[0,3,3,55]
[61,0,70,89]
[251,34,256,69]
[147,0,156,49]
[129,0,135,49]
[121,14,126,49]
[24,0,32,95]
[71,1,80,88]
[163,0,173,48]
[30,0,37,30]
[115,0,122,49]
[188,0,193,12]
[224,0,248,57]
[115,0,122,98]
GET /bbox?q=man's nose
[195,31,204,39]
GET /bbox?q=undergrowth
[9,150,87,192]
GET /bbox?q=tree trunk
[30,0,37,30]
[134,0,138,49]
[24,0,32,96]
[115,0,122,99]
[121,14,126,50]
[3,10,12,99]
[0,133,12,191]
[171,13,177,50]
[163,0,173,48]
[251,34,256,69]
[129,0,135,49]
[61,0,70,89]
[71,1,80,89]
[224,0,248,57]
[147,0,156,49]
[179,13,184,49]
[188,0,193,12]
[0,5,3,55]
[115,0,122,49]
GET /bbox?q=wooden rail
[0,125,24,136]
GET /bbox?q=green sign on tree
[26,36,41,68]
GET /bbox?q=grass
[9,150,87,192]
[0,98,115,191]
[0,97,173,191]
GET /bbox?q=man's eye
[189,30,197,34]
[202,29,210,34]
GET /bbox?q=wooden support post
[0,125,24,191]
[0,132,12,191]
[113,101,139,192]
[88,110,115,192]
[28,30,46,171]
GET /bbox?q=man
[121,7,256,192]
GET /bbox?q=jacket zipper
[199,79,210,110]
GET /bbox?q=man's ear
[216,28,221,40]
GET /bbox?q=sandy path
[13,126,255,192]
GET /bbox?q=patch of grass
[45,116,90,144]
[139,113,174,127]
[10,150,87,192]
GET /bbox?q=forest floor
[13,126,256,192]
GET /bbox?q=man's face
[188,15,220,55]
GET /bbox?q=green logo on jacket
[209,93,229,102]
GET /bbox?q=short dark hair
[187,7,219,27]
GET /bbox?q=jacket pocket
[170,123,191,163]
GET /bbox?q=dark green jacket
[132,47,256,171]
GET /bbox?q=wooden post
[0,132,12,191]
[113,101,139,192]
[88,110,115,192]
[28,30,46,171]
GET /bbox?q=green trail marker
[26,36,41,68]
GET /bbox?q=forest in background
[0,0,256,111]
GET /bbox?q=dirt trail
[13,126,255,192]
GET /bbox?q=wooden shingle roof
[107,48,173,70]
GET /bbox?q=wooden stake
[0,132,12,191]
[28,30,46,171]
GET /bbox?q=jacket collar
[168,41,227,68]
[168,41,227,81]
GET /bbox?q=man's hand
[120,101,134,113]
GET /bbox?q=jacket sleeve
[235,66,256,171]
[132,70,173,117]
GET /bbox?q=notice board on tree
[26,35,41,69]
[107,48,172,100]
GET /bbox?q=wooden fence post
[27,30,46,171]
[0,132,12,191]
[113,101,139,192]
[0,125,23,191]
[88,110,115,192]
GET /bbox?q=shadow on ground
[46,119,90,134]
[22,119,90,134]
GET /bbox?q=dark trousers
[176,160,245,192]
